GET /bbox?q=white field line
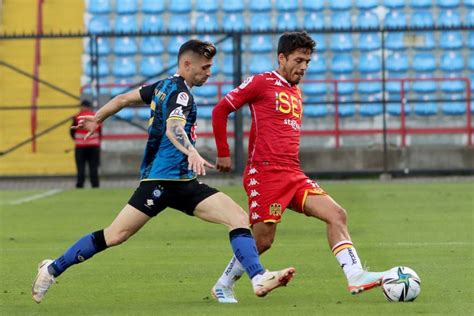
[9,189,63,205]
[373,241,472,247]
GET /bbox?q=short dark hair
[178,39,217,61]
[277,31,316,57]
[80,99,92,108]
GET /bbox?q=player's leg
[75,147,86,188]
[88,147,100,188]
[32,204,151,303]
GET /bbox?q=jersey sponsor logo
[176,92,189,106]
[169,106,185,119]
[269,203,282,216]
[283,118,301,131]
[239,76,254,90]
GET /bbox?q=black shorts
[128,179,219,217]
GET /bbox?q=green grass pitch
[1,180,473,315]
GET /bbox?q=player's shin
[228,228,264,279]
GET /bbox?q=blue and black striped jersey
[138,75,197,181]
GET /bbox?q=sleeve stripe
[224,96,238,110]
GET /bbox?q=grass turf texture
[0,181,473,315]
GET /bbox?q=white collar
[272,71,292,87]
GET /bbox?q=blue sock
[229,228,264,279]
[48,230,108,277]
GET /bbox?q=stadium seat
[276,0,298,11]
[87,0,111,14]
[112,57,137,78]
[223,0,244,12]
[358,33,381,51]
[137,108,151,120]
[84,58,109,78]
[304,12,325,30]
[87,15,111,34]
[249,13,273,32]
[196,0,218,12]
[197,106,213,119]
[355,11,380,29]
[436,0,461,7]
[85,37,110,56]
[250,0,272,12]
[412,52,436,71]
[113,37,137,56]
[438,10,462,27]
[276,12,299,31]
[467,32,474,49]
[167,36,189,55]
[110,79,133,96]
[464,10,474,26]
[168,0,192,13]
[358,74,382,95]
[114,108,135,121]
[386,52,409,72]
[333,74,355,95]
[412,74,437,93]
[414,32,435,50]
[359,53,381,73]
[386,32,406,50]
[116,0,137,14]
[221,84,234,96]
[195,14,219,32]
[141,0,165,13]
[337,105,356,117]
[248,55,273,75]
[304,105,328,117]
[360,103,383,117]
[140,57,164,77]
[468,54,474,70]
[114,15,138,33]
[309,34,325,52]
[356,0,379,10]
[307,53,326,74]
[442,102,466,115]
[410,0,433,8]
[194,84,219,99]
[220,37,234,54]
[413,103,438,116]
[386,72,408,94]
[383,0,405,9]
[410,10,434,28]
[330,0,352,10]
[222,55,234,76]
[387,103,411,116]
[302,75,327,95]
[141,14,163,33]
[330,34,353,52]
[440,51,464,72]
[332,54,353,74]
[331,11,352,29]
[439,31,463,49]
[222,13,245,32]
[302,0,325,11]
[248,35,272,53]
[168,14,192,33]
[440,73,466,93]
[465,0,474,8]
[384,11,407,28]
[140,37,164,55]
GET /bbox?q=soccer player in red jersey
[211,32,387,303]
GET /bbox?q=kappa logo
[251,212,261,220]
[274,80,284,87]
[251,201,260,209]
[269,203,282,216]
[250,189,260,198]
[169,106,185,119]
[248,178,259,186]
[248,167,258,175]
[176,92,189,106]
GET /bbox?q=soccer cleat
[211,283,238,303]
[253,267,296,297]
[348,270,386,295]
[32,259,56,303]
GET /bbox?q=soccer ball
[382,266,421,302]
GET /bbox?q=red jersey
[213,71,303,167]
[71,110,102,148]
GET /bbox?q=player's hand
[71,115,99,139]
[216,156,232,173]
[188,149,215,176]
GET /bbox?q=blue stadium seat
[356,0,379,10]
[333,75,355,95]
[440,74,466,93]
[85,37,110,56]
[386,72,408,94]
[84,58,109,77]
[116,0,137,14]
[197,106,213,119]
[387,103,411,116]
[358,74,382,95]
[115,108,135,121]
[360,103,383,117]
[386,52,408,72]
[468,32,474,48]
[195,13,219,32]
[330,34,353,51]
[137,108,151,120]
[359,53,381,73]
[110,79,133,96]
[140,57,164,77]
[414,103,438,116]
[167,36,189,55]
[221,84,234,96]
[330,0,352,10]
[112,57,137,78]
[250,0,272,12]
[302,0,325,11]
[248,55,273,75]
[384,10,407,28]
[440,51,464,72]
[249,13,273,32]
[410,0,433,8]
[113,37,137,56]
[355,11,380,29]
[436,0,461,7]
[87,0,111,14]
[223,0,244,12]
[469,54,474,70]
[331,11,352,29]
[442,102,466,115]
[276,12,299,31]
[222,13,245,32]
[412,74,437,93]
[194,84,218,98]
[114,15,138,33]
[439,31,463,50]
[222,55,234,76]
[332,54,353,74]
[248,35,272,53]
[141,14,163,33]
[338,105,356,117]
[141,0,165,13]
[220,38,234,54]
[358,33,381,51]
[168,14,192,33]
[88,15,111,34]
[414,32,435,50]
[386,32,406,50]
[438,10,462,27]
[464,9,474,26]
[276,0,298,11]
[304,12,325,30]
[410,10,434,28]
[140,37,164,55]
[196,0,218,12]
[304,105,328,117]
[302,75,327,95]
[383,0,405,9]
[168,0,192,13]
[465,0,474,8]
[307,54,326,74]
[310,33,326,51]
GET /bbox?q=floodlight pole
[232,33,244,175]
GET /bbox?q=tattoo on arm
[167,119,194,154]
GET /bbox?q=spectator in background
[70,100,101,188]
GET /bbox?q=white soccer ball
[382,266,421,302]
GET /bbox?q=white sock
[332,240,363,280]
[217,256,245,287]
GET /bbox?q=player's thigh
[304,194,346,223]
[104,204,151,246]
[194,192,248,229]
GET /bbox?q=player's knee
[104,229,131,247]
[256,237,273,254]
[331,206,347,226]
[229,206,250,228]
